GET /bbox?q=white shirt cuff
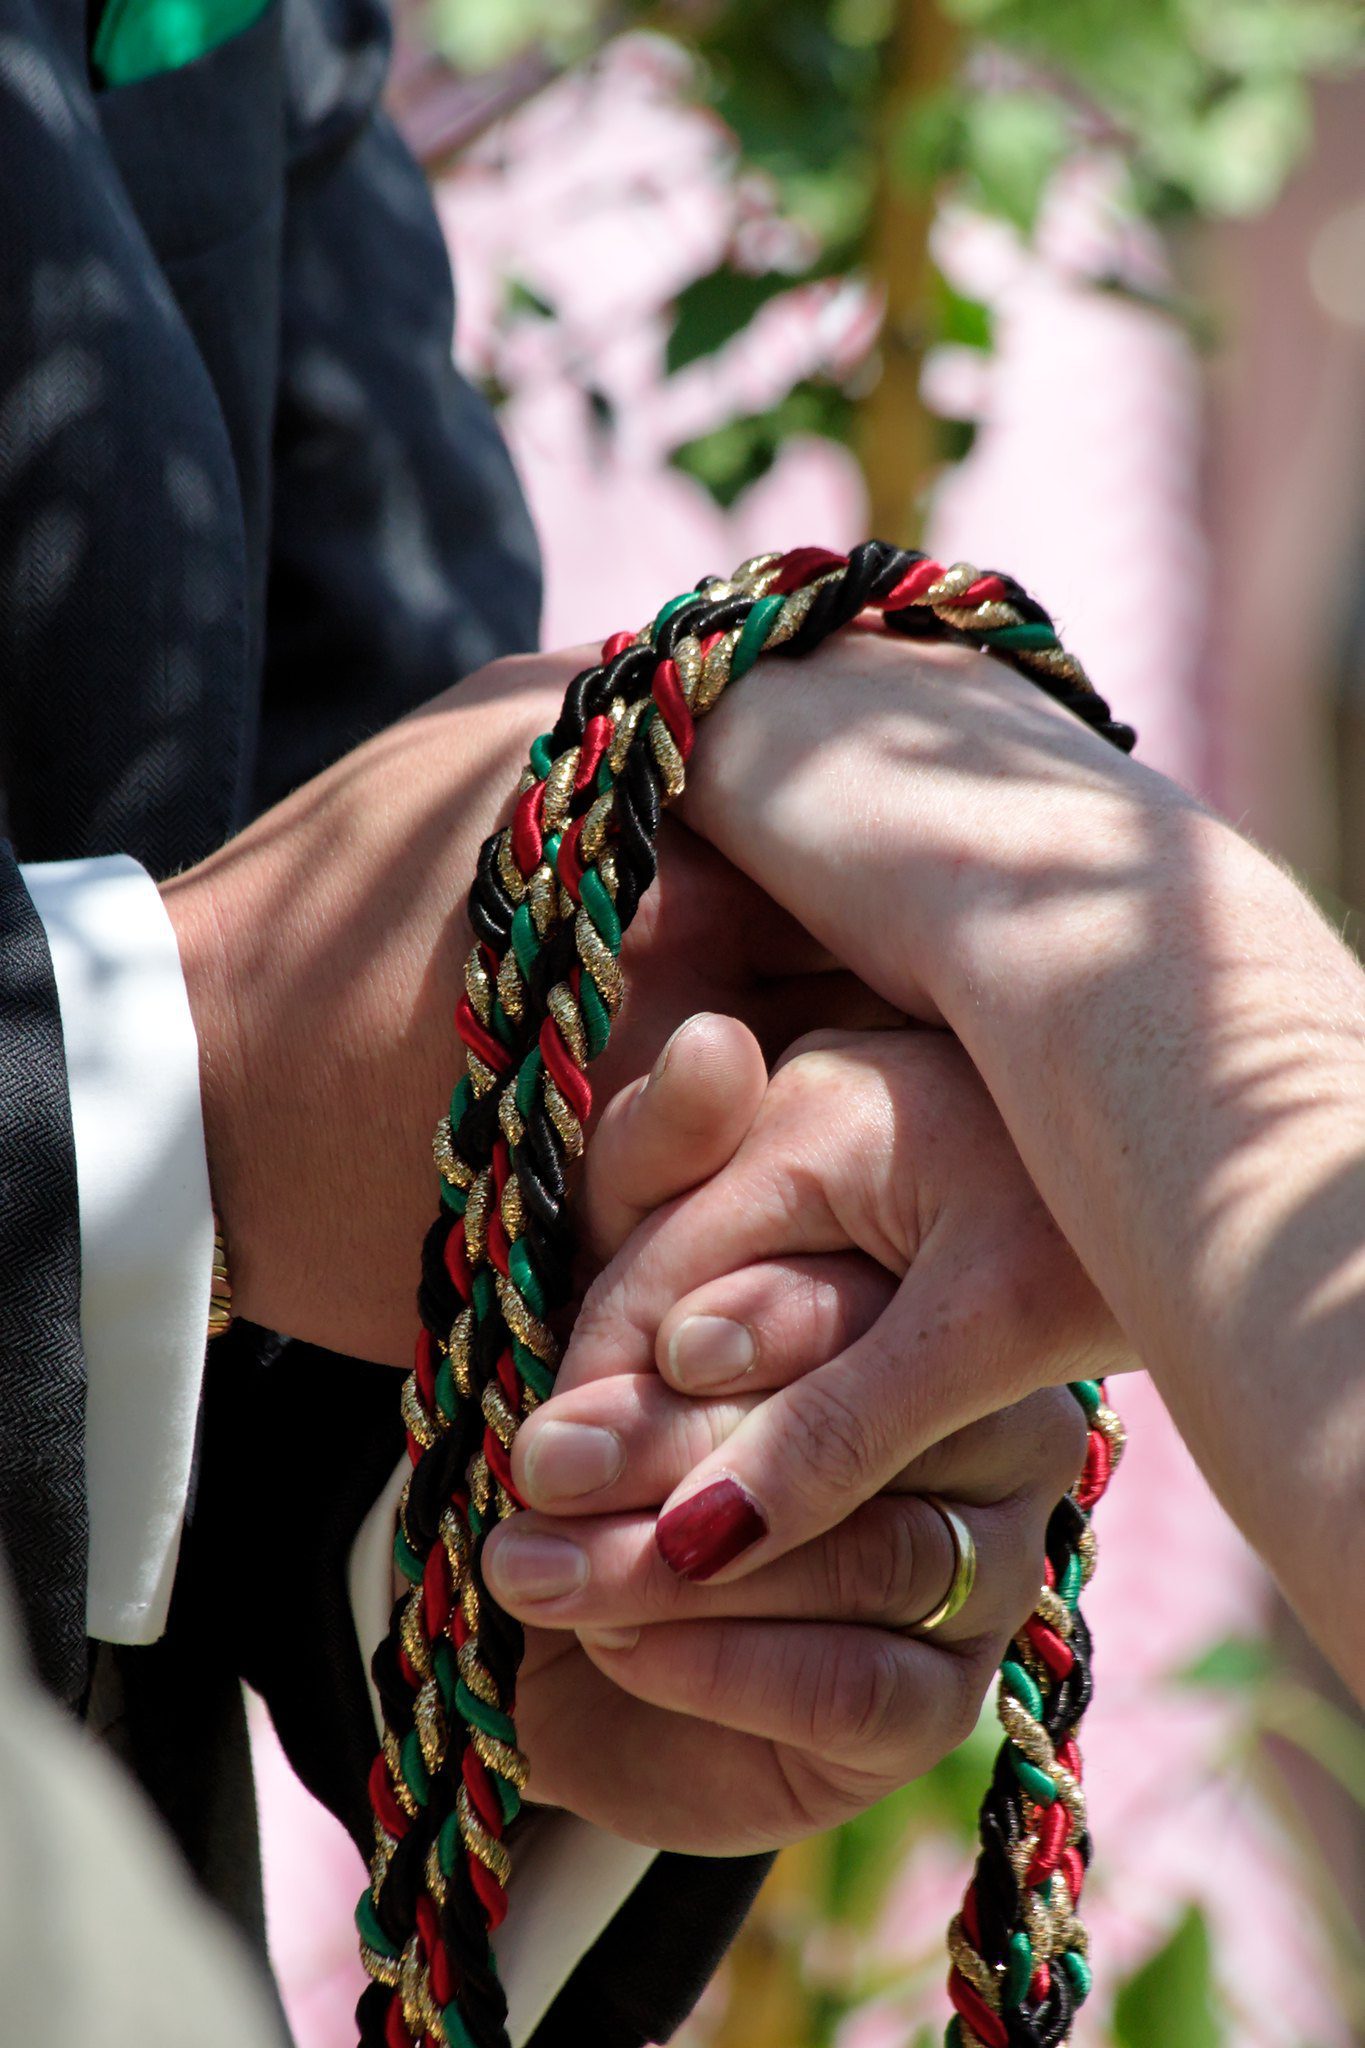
[21,856,214,1646]
[350,1465,658,2046]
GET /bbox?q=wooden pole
[857,0,961,545]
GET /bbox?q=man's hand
[159,655,893,1367]
[475,1020,1122,1849]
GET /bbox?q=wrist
[931,747,1211,1047]
[681,629,1152,1024]
[157,659,569,1364]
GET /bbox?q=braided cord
[357,541,1134,2048]
[946,1381,1125,2048]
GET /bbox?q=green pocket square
[92,0,269,87]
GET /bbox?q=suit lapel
[0,0,284,876]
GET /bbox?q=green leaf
[669,378,851,508]
[961,89,1072,235]
[426,0,600,71]
[1176,1634,1273,1692]
[669,417,779,509]
[1200,0,1365,75]
[701,1,879,187]
[937,415,978,463]
[824,1779,923,1927]
[1176,76,1312,217]
[822,1703,1000,1930]
[666,267,806,375]
[502,276,556,322]
[1113,1906,1224,2048]
[829,0,894,51]
[933,271,993,352]
[1258,1680,1365,1808]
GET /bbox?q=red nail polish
[655,1478,768,1581]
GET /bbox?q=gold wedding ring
[905,1497,977,1635]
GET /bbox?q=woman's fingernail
[522,1421,624,1503]
[649,1013,713,1090]
[487,1530,587,1601]
[578,1626,640,1653]
[666,1315,755,1390]
[655,1477,767,1581]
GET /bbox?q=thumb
[580,1013,767,1265]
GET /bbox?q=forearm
[683,633,1365,1686]
[944,793,1365,1679]
[160,661,566,1368]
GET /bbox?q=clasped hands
[163,642,1132,1858]
[478,1017,1123,1852]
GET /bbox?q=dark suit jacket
[0,0,772,2035]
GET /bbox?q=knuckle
[562,1263,657,1387]
[803,1635,905,1758]
[572,1263,626,1348]
[762,1042,879,1147]
[751,1056,838,1157]
[975,1516,1049,1645]
[781,1379,881,1510]
[663,1395,733,1473]
[1010,1387,1092,1507]
[822,1505,919,1624]
[772,1027,862,1073]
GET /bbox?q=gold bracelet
[208,1212,233,1339]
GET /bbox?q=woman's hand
[476,1018,1125,1850]
[488,1390,1086,1851]
[671,623,1365,1695]
[534,1024,1128,1578]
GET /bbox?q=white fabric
[22,852,647,2025]
[21,856,214,1645]
[350,1464,659,2047]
